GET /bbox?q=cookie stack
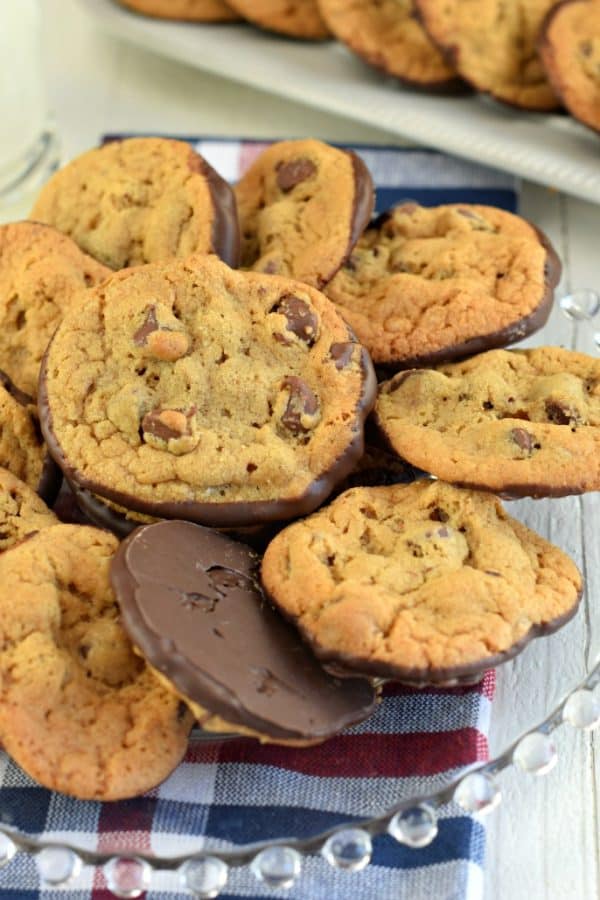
[114,0,600,136]
[0,135,592,801]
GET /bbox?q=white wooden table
[32,2,600,896]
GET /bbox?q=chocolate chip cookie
[31,137,240,270]
[116,0,239,20]
[539,0,600,134]
[112,520,377,744]
[226,0,329,38]
[235,139,374,288]
[0,525,193,799]
[324,203,560,368]
[0,372,59,504]
[0,222,110,397]
[415,0,560,109]
[0,468,57,552]
[318,0,462,90]
[262,481,582,684]
[375,347,600,497]
[40,256,376,527]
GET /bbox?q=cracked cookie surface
[226,0,329,38]
[375,347,600,497]
[261,481,582,683]
[235,139,374,288]
[31,137,240,270]
[0,525,192,799]
[0,375,55,500]
[0,222,110,397]
[40,256,376,527]
[416,0,560,109]
[539,0,600,133]
[116,0,239,20]
[318,0,461,88]
[0,468,57,552]
[324,203,559,368]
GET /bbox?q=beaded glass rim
[0,293,598,898]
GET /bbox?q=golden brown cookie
[0,468,57,552]
[262,481,582,684]
[318,0,462,90]
[235,139,374,289]
[0,524,193,800]
[0,222,110,398]
[0,372,59,503]
[40,256,376,528]
[115,0,239,20]
[111,520,378,745]
[31,137,240,270]
[227,0,329,38]
[375,347,600,497]
[539,0,600,133]
[415,0,560,109]
[323,203,560,368]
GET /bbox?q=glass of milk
[0,0,59,213]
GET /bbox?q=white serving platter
[78,0,600,204]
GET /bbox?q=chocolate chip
[545,400,580,426]
[329,342,355,370]
[272,295,318,346]
[133,306,159,345]
[510,428,535,452]
[262,260,280,275]
[482,400,494,410]
[581,40,593,57]
[429,506,449,522]
[276,158,317,192]
[141,408,194,442]
[280,376,319,434]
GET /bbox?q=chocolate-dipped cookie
[318,0,462,91]
[40,255,376,528]
[539,0,600,134]
[375,347,600,497]
[31,137,240,270]
[111,520,377,744]
[262,482,582,684]
[324,203,560,369]
[415,0,560,110]
[0,525,193,799]
[235,139,374,288]
[0,222,110,397]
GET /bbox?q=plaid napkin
[0,138,517,900]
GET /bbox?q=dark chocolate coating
[371,220,561,374]
[342,151,376,284]
[39,343,377,529]
[264,582,582,688]
[194,152,241,269]
[71,480,283,551]
[111,521,377,741]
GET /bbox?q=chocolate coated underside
[264,584,582,687]
[111,521,376,741]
